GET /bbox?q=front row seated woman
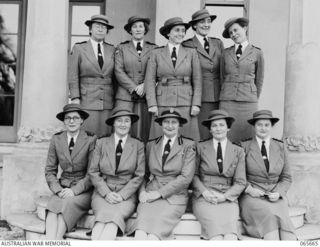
[88,106,145,240]
[128,109,196,240]
[45,104,97,240]
[240,110,296,240]
[192,109,246,240]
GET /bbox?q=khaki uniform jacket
[68,40,116,110]
[145,45,202,108]
[193,139,246,202]
[115,40,157,102]
[183,36,224,102]
[141,136,196,205]
[220,44,264,102]
[45,130,97,196]
[241,138,292,198]
[88,134,145,200]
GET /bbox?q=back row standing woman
[183,9,224,140]
[219,17,264,142]
[145,17,202,141]
[115,16,157,143]
[69,15,115,137]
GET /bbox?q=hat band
[253,114,274,119]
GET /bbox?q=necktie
[115,139,123,172]
[97,43,104,69]
[203,37,210,54]
[216,142,223,174]
[171,47,177,67]
[261,140,269,173]
[69,137,74,154]
[162,139,171,171]
[136,42,142,56]
[236,44,242,60]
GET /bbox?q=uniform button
[138,71,142,73]
[138,59,141,62]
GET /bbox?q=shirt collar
[235,40,249,51]
[213,138,227,148]
[168,43,180,54]
[195,33,208,46]
[256,135,270,148]
[90,38,103,46]
[132,39,144,48]
[114,133,128,147]
[67,131,80,144]
[163,135,177,146]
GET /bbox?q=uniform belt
[103,174,132,185]
[61,170,86,179]
[158,76,190,86]
[224,74,254,83]
[153,175,176,183]
[247,175,278,184]
[201,174,232,185]
[80,77,112,85]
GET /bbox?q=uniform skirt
[239,194,296,238]
[127,199,186,240]
[81,109,112,138]
[219,101,257,142]
[115,99,151,143]
[46,190,92,232]
[149,106,200,141]
[91,191,136,233]
[192,197,241,239]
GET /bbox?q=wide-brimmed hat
[159,17,190,39]
[85,14,114,30]
[56,104,89,122]
[247,110,279,126]
[189,9,217,25]
[124,16,150,34]
[222,17,249,38]
[105,106,139,126]
[155,108,188,126]
[202,109,235,129]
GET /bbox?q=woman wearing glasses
[68,14,115,137]
[45,103,97,240]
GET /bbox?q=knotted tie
[217,142,223,174]
[136,42,142,56]
[236,44,242,60]
[204,37,210,54]
[162,139,171,171]
[261,140,269,173]
[97,43,104,69]
[171,47,177,67]
[69,137,74,154]
[115,139,123,172]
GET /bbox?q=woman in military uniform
[145,17,202,141]
[183,9,224,140]
[192,109,246,240]
[128,109,196,240]
[45,104,96,240]
[68,15,115,137]
[240,110,296,240]
[88,106,145,240]
[219,17,264,142]
[115,16,157,143]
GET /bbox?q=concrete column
[2,0,69,218]
[155,0,201,45]
[284,0,320,223]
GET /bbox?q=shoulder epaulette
[131,136,143,142]
[232,142,242,147]
[103,41,114,47]
[85,131,95,136]
[272,138,283,143]
[241,138,253,142]
[180,135,194,145]
[148,136,162,143]
[75,41,86,45]
[120,40,130,44]
[98,134,111,139]
[155,46,165,49]
[199,137,211,143]
[209,37,219,40]
[252,45,261,50]
[146,41,156,45]
[54,131,63,136]
[183,38,193,43]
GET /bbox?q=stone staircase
[6,195,320,240]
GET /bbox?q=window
[69,0,105,51]
[204,0,247,47]
[0,0,26,142]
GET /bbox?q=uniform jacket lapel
[70,130,87,160]
[239,44,253,62]
[60,132,72,163]
[175,45,187,69]
[192,36,210,59]
[222,140,236,174]
[165,137,180,164]
[161,45,175,71]
[202,140,219,172]
[208,38,217,58]
[106,134,116,173]
[140,41,153,57]
[118,136,134,171]
[227,46,238,64]
[102,42,114,71]
[127,40,140,58]
[249,139,269,176]
[83,40,101,72]
[268,139,280,174]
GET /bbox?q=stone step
[35,195,307,233]
[6,213,320,241]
